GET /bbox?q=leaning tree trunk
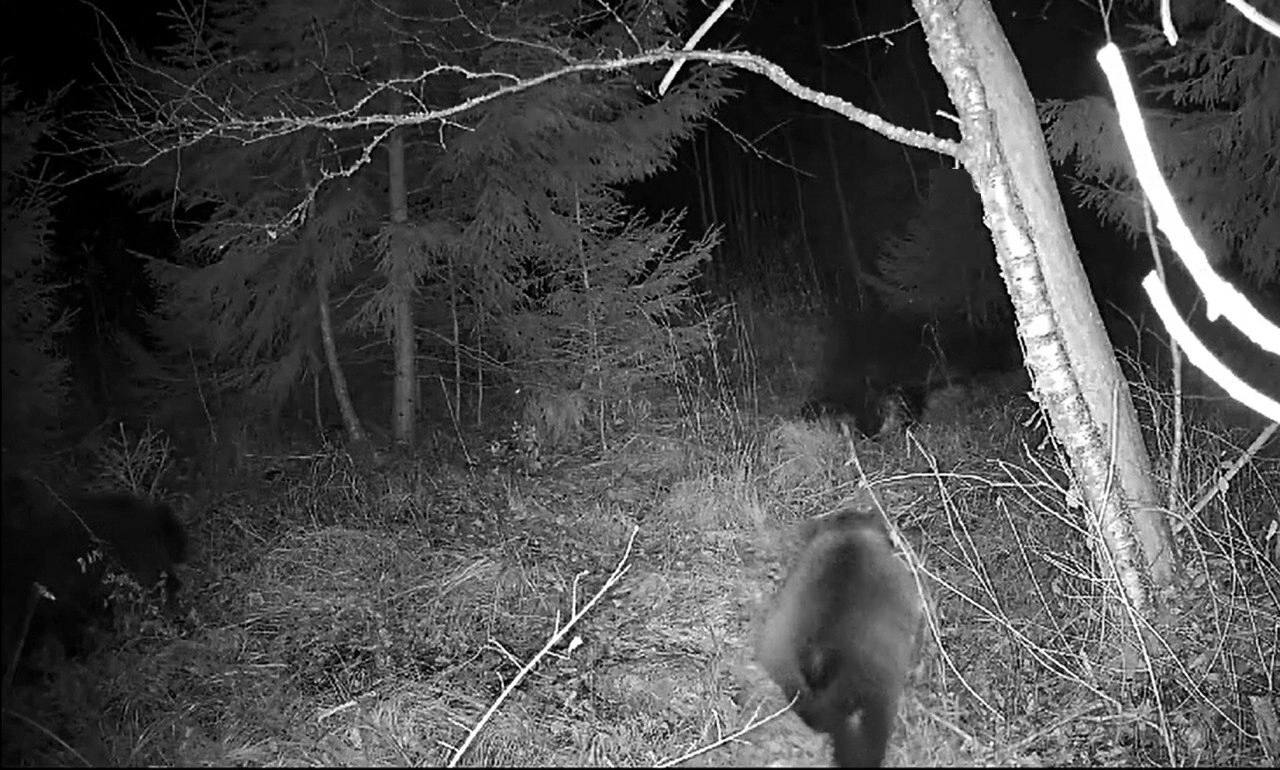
[911,0,1178,629]
[301,157,368,450]
[316,267,367,446]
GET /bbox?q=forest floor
[2,369,1277,767]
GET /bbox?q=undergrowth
[2,355,1276,767]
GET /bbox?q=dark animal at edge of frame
[2,479,188,682]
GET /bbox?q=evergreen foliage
[1042,0,1280,285]
[108,0,730,430]
[874,167,1010,330]
[1,80,70,463]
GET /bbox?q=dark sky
[4,0,168,101]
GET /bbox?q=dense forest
[2,0,1276,765]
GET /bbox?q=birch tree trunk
[910,0,1178,628]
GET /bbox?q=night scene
[1,0,1277,766]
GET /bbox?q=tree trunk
[387,60,415,445]
[911,0,1178,626]
[316,270,366,445]
[300,155,368,451]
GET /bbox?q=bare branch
[447,526,639,767]
[92,12,955,238]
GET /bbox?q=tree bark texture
[387,80,416,445]
[910,0,1178,618]
[316,271,366,445]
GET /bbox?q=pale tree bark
[911,0,1178,625]
[316,267,367,446]
[301,156,368,449]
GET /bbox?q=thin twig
[1188,421,1279,521]
[447,526,639,767]
[657,698,795,768]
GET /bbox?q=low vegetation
[2,306,1275,768]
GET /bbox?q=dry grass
[2,370,1275,767]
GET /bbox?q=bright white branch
[1224,0,1280,38]
[1142,273,1280,422]
[1160,0,1179,44]
[659,0,736,96]
[1096,43,1280,356]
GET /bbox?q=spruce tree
[102,0,731,441]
